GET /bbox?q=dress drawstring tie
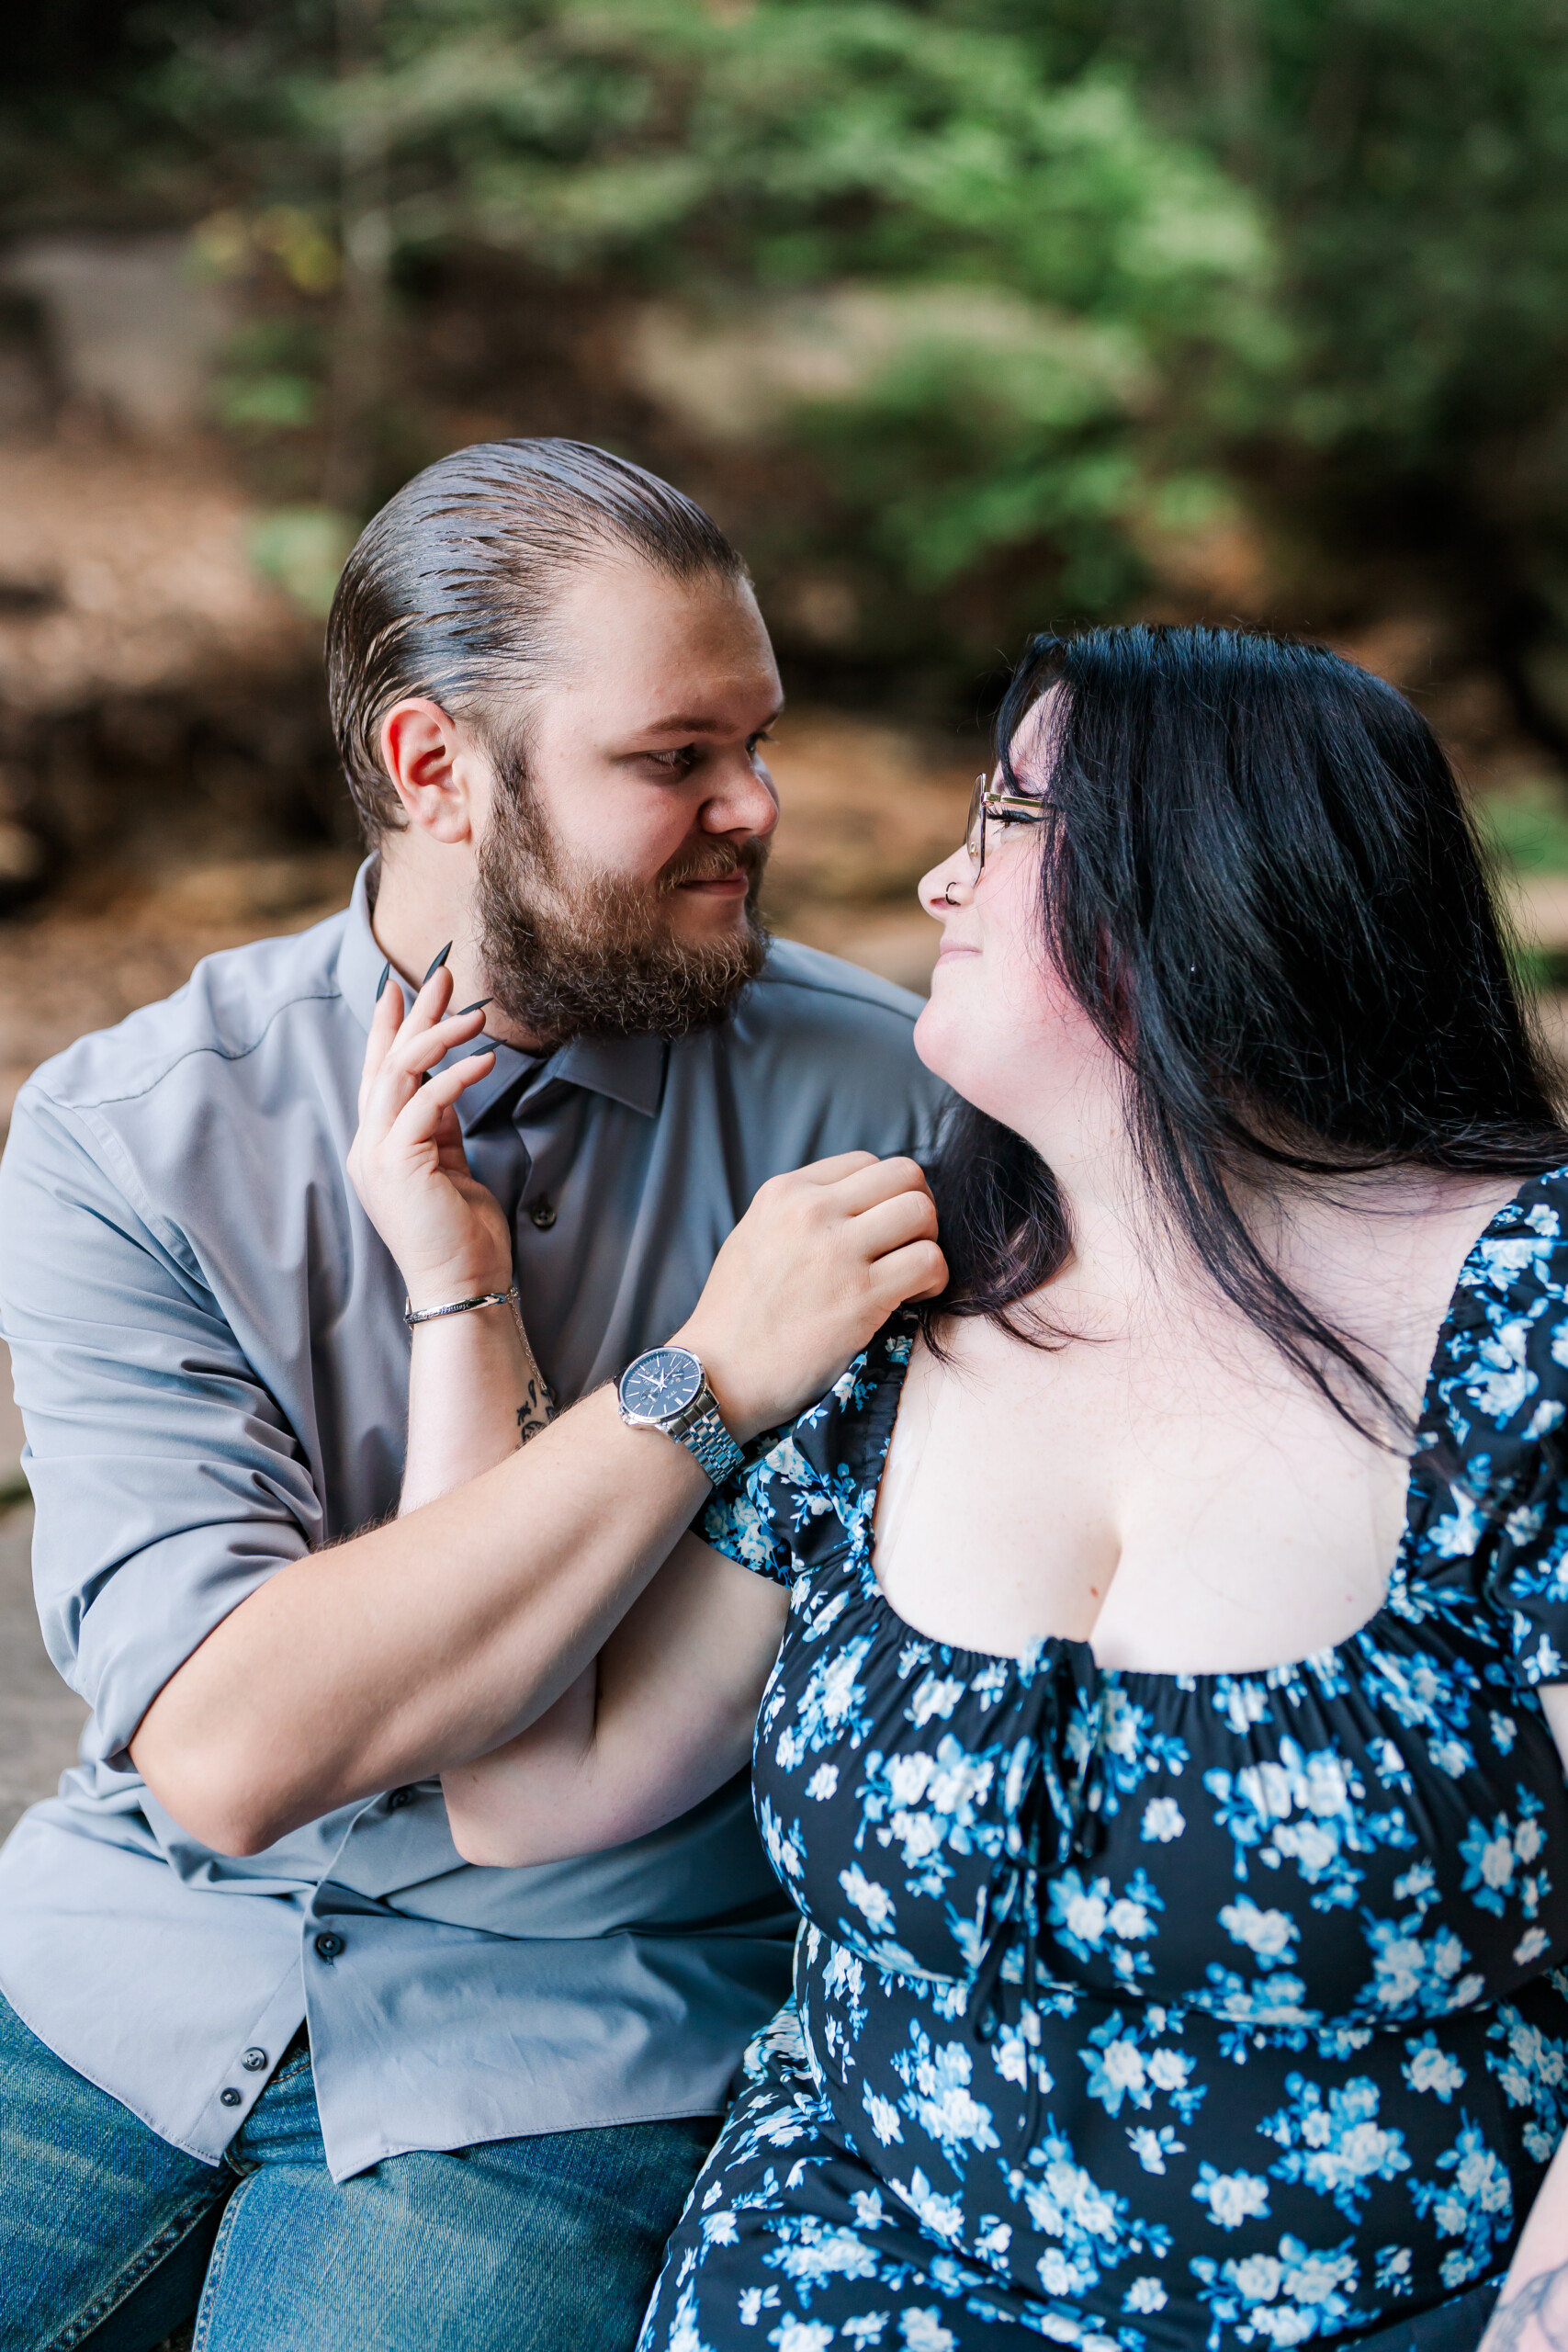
[968,1658,1107,2157]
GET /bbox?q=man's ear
[379,699,487,845]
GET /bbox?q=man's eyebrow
[638,701,784,737]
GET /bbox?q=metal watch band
[680,1397,745,1487]
[404,1285,520,1328]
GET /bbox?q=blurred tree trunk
[321,0,389,515]
[1185,0,1263,177]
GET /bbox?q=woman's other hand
[347,963,512,1306]
[674,1153,946,1442]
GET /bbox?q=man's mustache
[655,837,770,895]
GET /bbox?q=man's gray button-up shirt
[0,862,949,2180]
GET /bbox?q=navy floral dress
[637,1170,1568,2352]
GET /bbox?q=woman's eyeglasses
[964,773,1051,875]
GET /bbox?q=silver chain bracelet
[403,1285,521,1328]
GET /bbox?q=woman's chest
[873,1323,1414,1671]
[753,1581,1568,2025]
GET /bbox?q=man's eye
[748,730,774,756]
[644,747,695,775]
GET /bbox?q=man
[0,440,949,2351]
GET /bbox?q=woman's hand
[673,1152,946,1442]
[347,963,512,1307]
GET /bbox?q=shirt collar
[334,856,668,1125]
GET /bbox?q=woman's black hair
[924,623,1568,1436]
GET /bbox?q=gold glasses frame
[964,772,1051,874]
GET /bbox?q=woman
[352,626,1568,2349]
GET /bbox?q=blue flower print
[1408,2118,1514,2290]
[1485,2000,1568,2165]
[1401,2032,1466,2103]
[890,2027,1001,2166]
[1046,1867,1162,1981]
[1356,1915,1485,2022]
[855,1735,1004,1899]
[1458,1789,1550,1930]
[1080,2011,1206,2126]
[1220,1895,1300,1970]
[1202,1738,1413,1912]
[1066,1683,1190,1825]
[1191,2165,1271,2231]
[779,1634,876,1769]
[639,1194,1568,2352]
[1190,2233,1365,2347]
[1012,2123,1172,2293]
[1128,2124,1188,2175]
[1258,2075,1412,2221]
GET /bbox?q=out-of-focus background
[10,0,1568,1828]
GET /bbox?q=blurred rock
[2,235,232,439]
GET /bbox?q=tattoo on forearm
[504,1292,555,1448]
[1482,2265,1568,2352]
[515,1371,553,1447]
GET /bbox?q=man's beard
[475,777,771,1048]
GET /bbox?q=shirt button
[220,2087,243,2108]
[241,2048,267,2072]
[529,1197,557,1229]
[388,1787,414,1811]
[314,1930,344,1961]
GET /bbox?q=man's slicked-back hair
[326,437,748,841]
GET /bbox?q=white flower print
[1140,1797,1185,1842]
[1122,2278,1167,2313]
[1401,2033,1465,2102]
[898,2314,956,2352]
[1410,2120,1513,2290]
[863,2086,904,2146]
[1221,1896,1299,1963]
[1191,2233,1363,2347]
[1259,2075,1411,2220]
[1191,2165,1272,2230]
[1082,2033,1148,2118]
[891,2030,1000,2164]
[840,1864,897,1934]
[767,2323,833,2352]
[1127,2125,1185,2174]
[907,1677,966,1727]
[886,2167,964,2242]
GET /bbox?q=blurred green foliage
[1476,782,1568,877]
[75,0,1279,650]
[7,1,1568,706]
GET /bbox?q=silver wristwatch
[615,1345,744,1486]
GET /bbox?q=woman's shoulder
[699,1310,917,1584]
[1416,1164,1568,1577]
[1449,1162,1568,1338]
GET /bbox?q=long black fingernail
[421,943,453,984]
[457,998,493,1015]
[375,961,389,1001]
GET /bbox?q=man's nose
[703,755,780,838]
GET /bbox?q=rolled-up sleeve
[0,1081,321,1762]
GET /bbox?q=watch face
[620,1347,704,1422]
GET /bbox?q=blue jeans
[0,1993,717,2352]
